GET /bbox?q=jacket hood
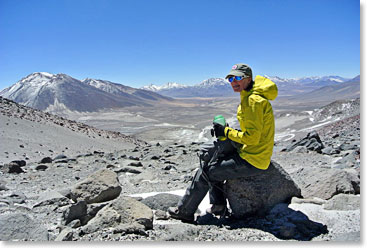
[246,75,278,100]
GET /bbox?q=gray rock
[62,201,87,225]
[114,166,142,174]
[291,167,360,200]
[141,193,181,211]
[58,188,72,199]
[55,159,69,164]
[128,161,143,167]
[1,162,25,174]
[66,219,81,228]
[0,192,26,205]
[225,161,301,218]
[0,213,49,241]
[291,197,326,205]
[163,164,176,170]
[35,164,48,171]
[285,131,324,153]
[54,154,67,160]
[148,155,160,160]
[333,151,359,168]
[40,157,53,164]
[323,194,360,211]
[81,196,153,234]
[128,156,140,161]
[291,146,308,153]
[10,160,26,167]
[82,202,109,225]
[321,147,340,155]
[338,141,359,151]
[70,169,122,204]
[55,227,74,241]
[33,190,70,208]
[154,209,169,220]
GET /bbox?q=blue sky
[0,0,360,89]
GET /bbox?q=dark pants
[177,141,264,216]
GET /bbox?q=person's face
[229,76,251,92]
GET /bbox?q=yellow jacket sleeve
[225,99,263,146]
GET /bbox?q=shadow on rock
[196,203,328,241]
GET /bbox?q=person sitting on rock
[168,63,278,222]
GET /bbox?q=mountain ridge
[141,75,357,98]
[0,72,173,114]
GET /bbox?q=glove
[212,123,226,138]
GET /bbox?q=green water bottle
[213,115,227,141]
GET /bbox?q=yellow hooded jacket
[224,75,278,170]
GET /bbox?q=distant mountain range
[287,75,360,102]
[0,73,359,114]
[142,78,236,97]
[0,72,172,113]
[141,75,357,98]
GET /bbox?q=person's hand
[212,123,225,138]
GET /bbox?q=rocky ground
[0,97,360,242]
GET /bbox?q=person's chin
[232,88,241,92]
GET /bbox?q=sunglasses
[227,76,244,83]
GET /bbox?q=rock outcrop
[283,131,324,153]
[291,167,360,200]
[225,161,301,218]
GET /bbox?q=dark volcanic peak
[0,72,172,113]
[0,96,145,145]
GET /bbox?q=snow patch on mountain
[141,82,188,92]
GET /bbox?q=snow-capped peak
[141,82,188,91]
[82,78,106,88]
[198,78,227,87]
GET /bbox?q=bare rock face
[70,169,122,204]
[291,167,360,200]
[81,196,153,234]
[225,161,301,218]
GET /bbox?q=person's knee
[207,164,225,182]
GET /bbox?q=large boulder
[225,161,301,218]
[70,169,122,204]
[290,167,360,200]
[81,196,153,234]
